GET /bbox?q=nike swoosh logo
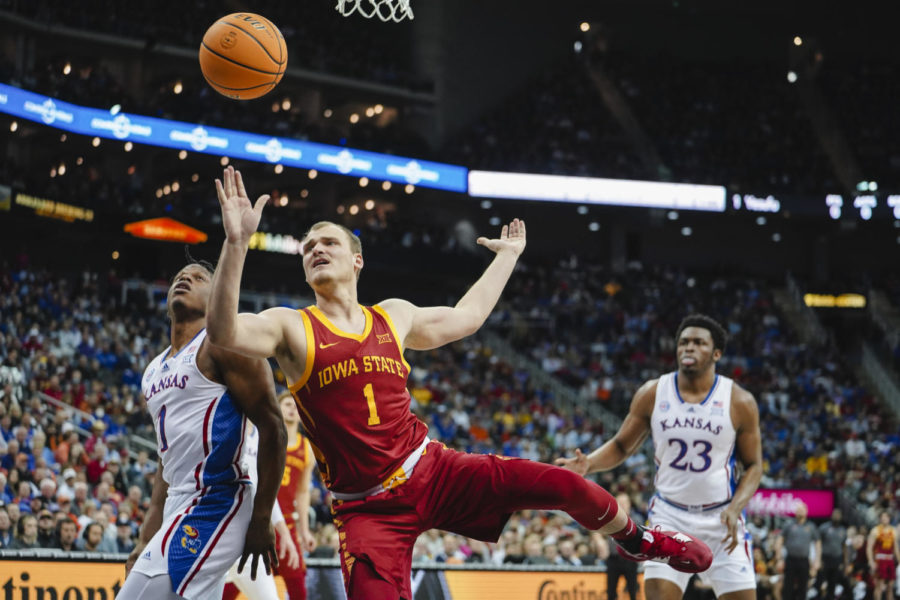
[319,342,340,349]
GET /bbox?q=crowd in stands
[0,0,421,88]
[2,253,898,599]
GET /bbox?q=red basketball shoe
[616,527,713,573]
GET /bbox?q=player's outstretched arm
[556,380,656,475]
[208,166,287,358]
[381,219,526,351]
[720,385,763,553]
[125,460,167,576]
[211,347,287,580]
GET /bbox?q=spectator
[0,505,13,548]
[80,521,104,553]
[57,468,78,500]
[36,478,57,510]
[556,538,582,566]
[11,513,39,549]
[0,472,11,504]
[114,513,134,554]
[36,508,57,548]
[56,518,78,552]
[523,534,551,565]
[434,534,466,564]
[817,508,849,600]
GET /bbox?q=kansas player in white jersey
[119,261,287,600]
[558,314,762,600]
[223,424,300,600]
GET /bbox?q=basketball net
[335,0,414,22]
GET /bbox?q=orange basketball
[199,13,287,100]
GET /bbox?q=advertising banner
[0,558,645,600]
[747,489,835,518]
[0,83,467,193]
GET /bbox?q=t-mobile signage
[747,489,835,518]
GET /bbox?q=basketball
[198,13,287,100]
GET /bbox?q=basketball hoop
[335,0,414,22]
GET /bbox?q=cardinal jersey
[277,432,311,525]
[651,372,737,506]
[875,525,896,556]
[289,305,427,495]
[141,329,248,495]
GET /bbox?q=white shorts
[644,496,756,596]
[130,482,254,600]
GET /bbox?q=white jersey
[134,329,255,599]
[142,329,249,496]
[651,372,737,506]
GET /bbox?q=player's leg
[623,563,639,600]
[420,446,711,573]
[276,529,308,600]
[117,571,185,600]
[607,565,620,600]
[644,578,688,600]
[717,589,757,600]
[330,493,420,600]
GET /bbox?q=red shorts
[875,555,896,581]
[331,441,593,599]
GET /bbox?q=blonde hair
[302,221,362,255]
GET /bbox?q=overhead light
[60,134,66,142]
[279,194,289,207]
[337,205,345,214]
[58,163,66,176]
[489,216,501,226]
[112,251,120,260]
[359,177,369,187]
[667,211,679,220]
[480,200,492,210]
[300,189,309,198]
[681,226,692,236]
[793,36,803,46]
[580,22,590,32]
[172,181,180,192]
[163,185,171,195]
[756,216,766,226]
[308,169,318,179]
[191,173,199,182]
[92,137,101,147]
[349,113,360,124]
[787,71,798,83]
[110,104,121,115]
[63,62,72,75]
[220,156,229,166]
[274,164,284,174]
[577,205,588,215]
[50,168,57,178]
[588,222,600,232]
[365,200,375,210]
[373,104,384,114]
[281,98,291,111]
[382,181,392,191]
[124,142,133,152]
[155,189,163,198]
[772,233,782,242]
[178,150,188,160]
[173,81,183,95]
[323,109,333,118]
[404,184,415,194]
[9,121,17,132]
[271,102,280,113]
[349,204,359,215]
[76,157,83,165]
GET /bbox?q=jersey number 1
[364,383,380,426]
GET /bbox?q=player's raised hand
[238,520,278,580]
[554,448,590,477]
[215,165,269,245]
[476,218,526,257]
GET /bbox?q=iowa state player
[119,261,286,600]
[557,315,763,600]
[868,511,900,600]
[275,391,317,600]
[207,167,712,600]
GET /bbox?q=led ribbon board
[0,83,468,192]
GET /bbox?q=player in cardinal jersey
[119,260,287,600]
[557,314,763,600]
[206,167,712,600]
[868,511,900,600]
[273,391,317,600]
[222,422,301,600]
